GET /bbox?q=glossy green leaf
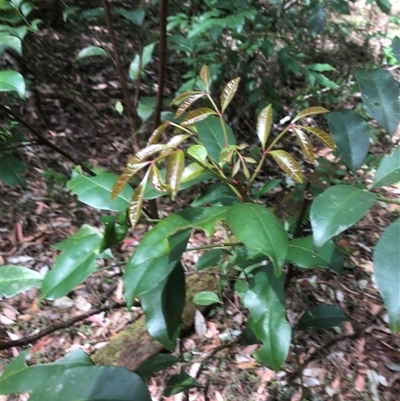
[292,106,329,123]
[0,153,26,187]
[175,93,205,117]
[137,354,180,379]
[270,150,303,183]
[100,214,128,252]
[254,179,281,199]
[0,69,25,97]
[195,249,228,271]
[327,110,370,172]
[0,34,22,55]
[392,36,400,64]
[310,185,376,248]
[166,149,185,200]
[193,291,221,305]
[297,304,350,330]
[0,349,93,394]
[356,69,400,136]
[257,104,273,150]
[194,116,236,162]
[307,4,326,38]
[373,218,400,334]
[67,170,133,212]
[294,128,315,163]
[129,42,155,81]
[220,77,240,113]
[42,225,102,300]
[115,7,145,26]
[287,236,343,273]
[181,107,217,126]
[180,162,204,183]
[200,65,210,90]
[76,45,109,60]
[227,204,288,275]
[0,265,43,298]
[141,255,187,350]
[124,207,228,305]
[164,372,201,397]
[191,182,239,207]
[371,147,400,188]
[29,366,151,401]
[128,168,150,229]
[299,126,335,149]
[241,266,291,370]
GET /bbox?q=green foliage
[0,265,43,298]
[297,305,350,330]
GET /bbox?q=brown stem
[102,0,140,152]
[0,301,137,350]
[0,105,96,177]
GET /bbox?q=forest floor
[1,1,400,400]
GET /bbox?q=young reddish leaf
[270,150,303,183]
[166,150,185,199]
[130,144,171,165]
[175,93,206,117]
[220,77,241,113]
[181,108,217,126]
[128,168,150,229]
[300,126,335,149]
[111,161,148,199]
[199,65,210,90]
[147,121,171,145]
[150,165,170,193]
[169,91,203,106]
[257,104,273,150]
[294,128,315,163]
[291,106,329,123]
[159,134,191,158]
[181,163,204,183]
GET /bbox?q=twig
[0,301,135,350]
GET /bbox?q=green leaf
[292,106,329,123]
[0,153,26,187]
[241,266,291,370]
[371,147,400,188]
[128,167,149,229]
[287,237,343,273]
[62,6,80,22]
[220,77,240,113]
[375,0,391,14]
[356,69,400,136]
[191,182,239,207]
[137,96,156,122]
[373,218,400,334]
[175,92,205,117]
[115,7,145,26]
[141,255,187,350]
[193,291,221,305]
[392,36,400,64]
[0,69,25,98]
[29,366,151,401]
[0,349,93,394]
[297,304,350,330]
[0,33,22,55]
[269,150,303,183]
[195,249,228,271]
[327,110,370,172]
[67,170,133,212]
[307,4,326,38]
[254,179,281,199]
[199,65,210,90]
[100,214,128,252]
[310,185,376,248]
[136,354,180,379]
[181,162,204,183]
[257,104,273,150]
[194,116,236,162]
[307,63,336,72]
[299,126,335,149]
[294,128,315,163]
[227,204,288,275]
[0,265,43,298]
[129,42,155,81]
[124,207,228,305]
[42,225,102,300]
[164,372,201,397]
[76,45,109,60]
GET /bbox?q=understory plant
[1,57,399,399]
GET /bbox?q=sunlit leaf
[269,150,303,183]
[111,161,148,200]
[371,147,400,188]
[257,104,273,150]
[299,126,335,149]
[292,106,329,123]
[193,291,221,305]
[128,168,150,229]
[76,45,109,60]
[175,93,206,117]
[187,144,208,163]
[199,65,210,90]
[181,107,217,126]
[181,163,204,183]
[294,128,315,163]
[220,77,240,113]
[0,33,22,55]
[374,218,400,334]
[0,265,43,298]
[166,150,185,199]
